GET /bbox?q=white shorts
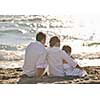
[63,64,87,77]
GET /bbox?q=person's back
[62,45,87,77]
[47,36,77,76]
[23,41,46,76]
[47,47,65,76]
[22,32,47,77]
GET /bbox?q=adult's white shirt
[23,41,47,76]
[47,47,77,76]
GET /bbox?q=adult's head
[49,36,60,47]
[62,45,72,55]
[36,32,46,45]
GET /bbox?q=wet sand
[0,66,100,84]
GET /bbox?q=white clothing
[22,41,47,76]
[63,64,87,77]
[47,47,77,76]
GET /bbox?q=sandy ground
[0,66,100,84]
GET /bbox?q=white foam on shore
[0,50,24,61]
[0,60,24,68]
[76,59,100,67]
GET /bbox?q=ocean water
[0,15,100,68]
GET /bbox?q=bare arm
[36,50,47,77]
[36,68,45,77]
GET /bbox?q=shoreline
[0,51,100,68]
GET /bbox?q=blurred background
[0,15,100,68]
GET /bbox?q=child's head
[49,36,60,47]
[62,45,72,55]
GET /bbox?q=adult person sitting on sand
[47,36,87,77]
[22,32,47,77]
[62,45,87,77]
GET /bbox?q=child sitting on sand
[62,45,87,77]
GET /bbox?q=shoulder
[60,50,66,55]
[61,50,71,58]
[26,42,34,48]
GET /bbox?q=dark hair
[36,32,46,42]
[49,36,60,47]
[62,45,72,54]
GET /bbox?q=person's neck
[40,41,45,45]
[37,41,44,45]
[53,45,60,47]
[52,46,59,48]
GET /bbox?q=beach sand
[0,66,100,84]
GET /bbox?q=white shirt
[22,41,47,76]
[47,47,77,76]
